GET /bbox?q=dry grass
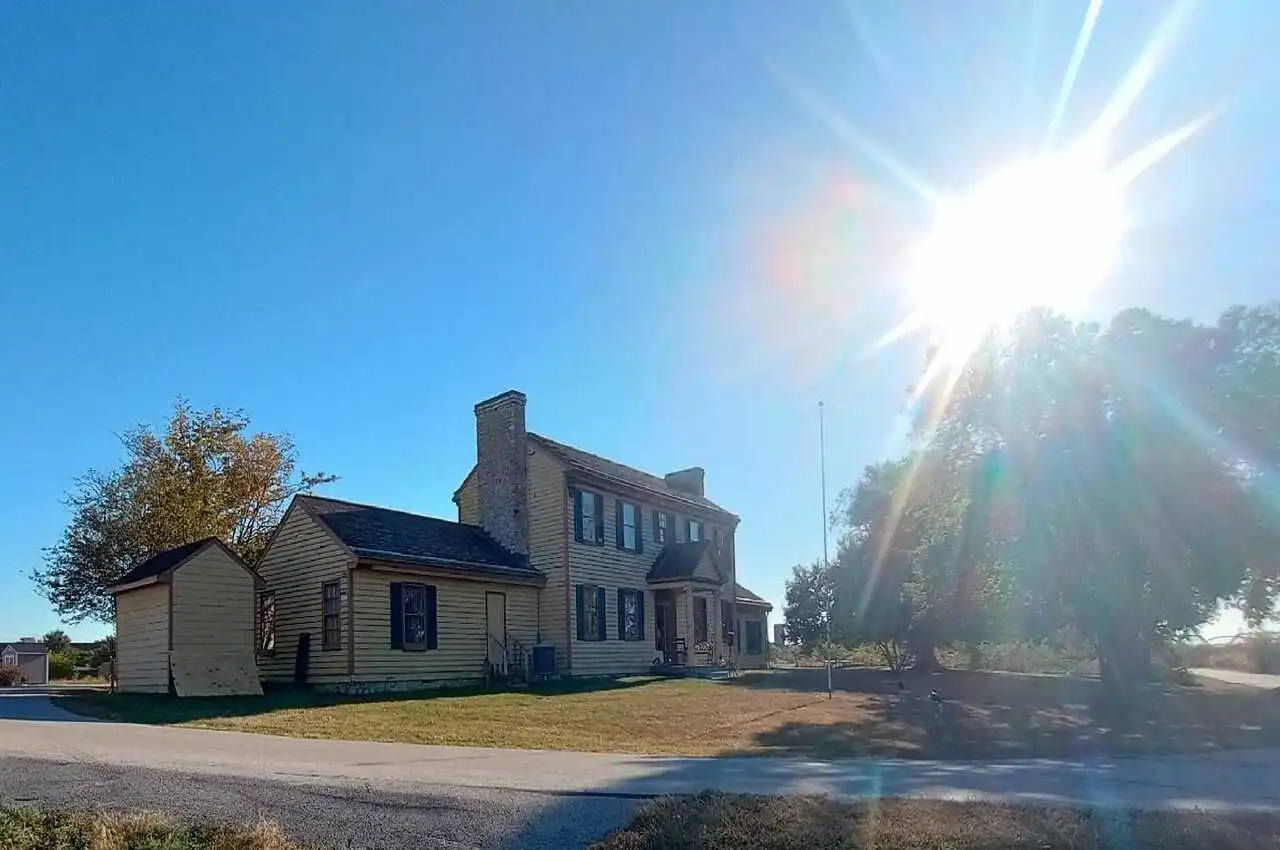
[60,668,1280,759]
[591,792,1280,849]
[0,808,302,850]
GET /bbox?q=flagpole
[820,400,832,700]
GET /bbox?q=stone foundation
[317,677,480,696]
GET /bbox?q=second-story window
[616,500,642,552]
[687,518,703,542]
[574,489,604,545]
[653,510,671,544]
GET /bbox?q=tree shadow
[725,667,1280,760]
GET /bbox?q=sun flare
[905,145,1127,355]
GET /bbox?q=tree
[829,455,1008,671]
[87,635,116,669]
[33,400,336,624]
[41,629,71,654]
[782,561,835,651]
[913,306,1279,685]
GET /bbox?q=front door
[654,599,675,662]
[486,592,507,674]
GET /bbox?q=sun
[905,144,1127,356]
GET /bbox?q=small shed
[1,640,49,685]
[109,537,265,697]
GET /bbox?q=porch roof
[646,540,724,583]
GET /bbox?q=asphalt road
[1192,667,1280,690]
[4,690,1280,847]
[0,756,640,849]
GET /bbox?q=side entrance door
[486,592,507,674]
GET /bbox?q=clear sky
[3,2,1278,642]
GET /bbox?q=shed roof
[1,641,47,655]
[109,537,261,593]
[646,540,724,583]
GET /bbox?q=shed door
[486,592,507,674]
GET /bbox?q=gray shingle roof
[298,495,533,574]
[647,541,724,583]
[2,641,47,655]
[528,433,734,517]
[735,583,771,607]
[114,538,219,587]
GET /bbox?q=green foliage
[47,651,76,680]
[87,635,116,669]
[40,629,71,654]
[912,304,1280,684]
[0,665,23,686]
[32,399,337,624]
[782,561,834,651]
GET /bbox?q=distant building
[773,623,786,646]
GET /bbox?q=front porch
[650,583,729,670]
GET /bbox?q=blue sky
[2,2,1278,642]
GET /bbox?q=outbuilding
[1,640,49,685]
[109,537,265,696]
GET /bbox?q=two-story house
[255,390,771,692]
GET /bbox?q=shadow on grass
[56,675,665,726]
[725,667,1280,760]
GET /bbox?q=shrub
[48,651,76,680]
[0,664,24,686]
[1246,633,1280,674]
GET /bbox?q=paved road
[4,692,1280,847]
[1192,667,1280,690]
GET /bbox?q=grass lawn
[58,668,1280,759]
[591,792,1280,849]
[0,808,301,850]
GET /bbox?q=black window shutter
[617,588,625,639]
[575,585,585,640]
[572,490,583,542]
[638,591,646,640]
[596,586,607,640]
[593,493,604,543]
[615,500,624,550]
[425,585,438,650]
[636,507,644,554]
[390,582,404,650]
[651,510,659,543]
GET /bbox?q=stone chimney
[474,390,529,556]
[664,467,705,498]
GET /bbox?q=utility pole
[820,400,832,700]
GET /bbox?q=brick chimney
[664,467,705,498]
[473,390,529,556]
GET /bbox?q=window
[390,582,437,650]
[694,596,708,643]
[576,584,606,641]
[321,581,342,651]
[712,527,722,557]
[616,500,642,552]
[745,620,764,654]
[1,647,16,667]
[653,511,671,544]
[257,591,277,655]
[618,589,645,640]
[687,518,703,542]
[720,600,733,646]
[574,489,604,545]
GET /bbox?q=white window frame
[402,583,430,651]
[1,648,16,667]
[618,501,639,551]
[687,519,703,542]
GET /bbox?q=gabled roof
[528,433,735,517]
[735,583,773,610]
[2,641,47,655]
[297,495,535,576]
[110,537,262,593]
[646,540,724,583]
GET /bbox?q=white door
[486,592,507,674]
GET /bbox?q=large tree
[914,305,1279,684]
[33,400,336,624]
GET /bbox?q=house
[256,389,771,692]
[0,640,49,685]
[108,537,265,696]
